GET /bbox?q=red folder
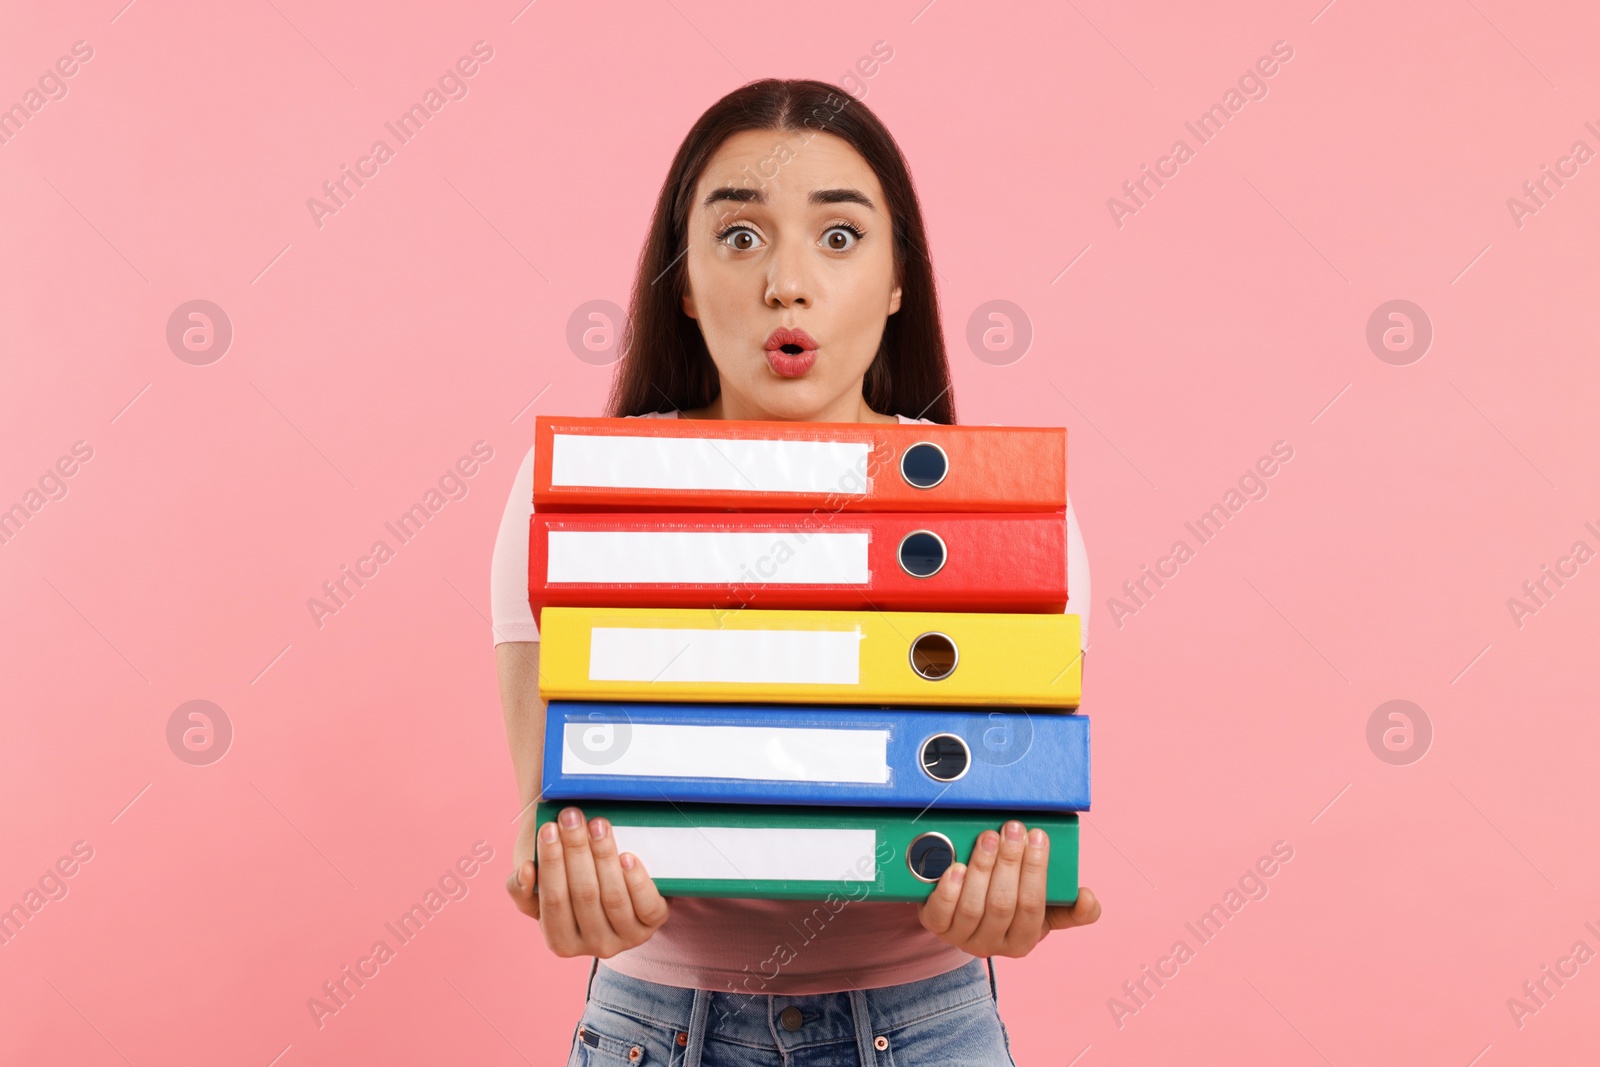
[533,416,1065,512]
[527,511,1068,619]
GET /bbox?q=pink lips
[763,327,818,378]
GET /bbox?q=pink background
[3,0,1597,1063]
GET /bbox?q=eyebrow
[702,186,877,211]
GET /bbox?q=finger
[1047,885,1102,931]
[619,851,671,929]
[522,860,541,920]
[554,807,616,951]
[971,821,1027,948]
[916,861,967,935]
[507,857,534,898]
[945,830,1000,945]
[505,859,540,919]
[586,817,649,942]
[1012,827,1050,941]
[535,820,580,951]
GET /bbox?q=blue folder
[542,701,1089,811]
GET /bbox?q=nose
[763,238,812,309]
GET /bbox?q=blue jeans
[565,957,1018,1066]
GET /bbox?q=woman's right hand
[504,805,670,958]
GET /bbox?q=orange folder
[532,416,1066,512]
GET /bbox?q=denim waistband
[586,955,995,1052]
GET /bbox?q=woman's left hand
[916,822,1101,958]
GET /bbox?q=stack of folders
[527,416,1087,904]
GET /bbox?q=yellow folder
[538,606,1082,707]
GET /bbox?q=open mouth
[763,328,819,378]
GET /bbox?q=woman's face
[681,128,902,424]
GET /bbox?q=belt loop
[585,957,600,1000]
[848,988,876,1064]
[987,956,999,1002]
[682,988,712,1067]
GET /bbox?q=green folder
[533,800,1079,903]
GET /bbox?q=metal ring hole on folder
[909,632,959,681]
[920,734,970,782]
[907,832,956,883]
[897,530,947,578]
[900,442,949,489]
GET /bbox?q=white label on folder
[562,723,890,783]
[551,433,871,494]
[588,627,862,685]
[547,530,870,585]
[607,825,879,881]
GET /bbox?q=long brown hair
[604,78,956,425]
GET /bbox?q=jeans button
[779,1006,804,1031]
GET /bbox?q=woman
[490,78,1100,1065]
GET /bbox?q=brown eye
[824,225,862,251]
[716,225,762,251]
